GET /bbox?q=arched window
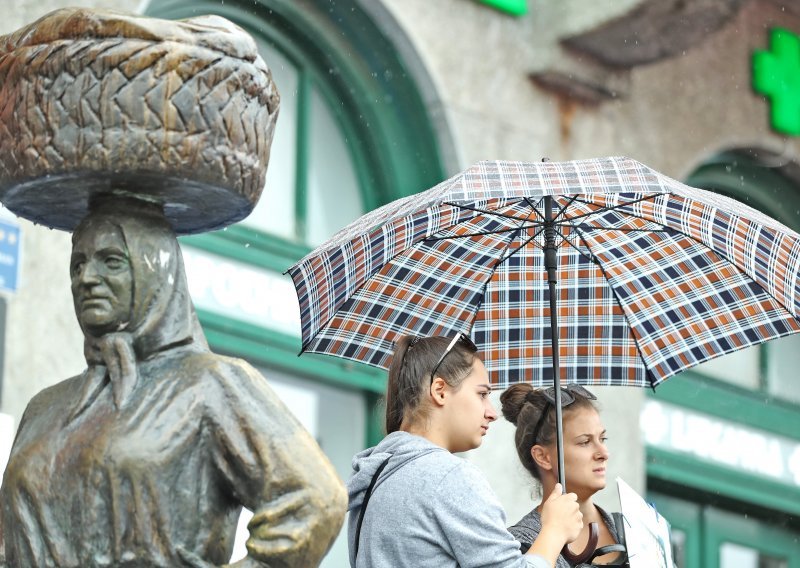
[142,1,449,565]
[143,0,449,411]
[147,0,447,254]
[685,150,800,406]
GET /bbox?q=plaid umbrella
[287,156,800,563]
[287,156,800,390]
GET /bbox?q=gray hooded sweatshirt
[347,431,549,568]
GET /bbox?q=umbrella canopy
[287,156,800,389]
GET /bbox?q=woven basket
[0,8,279,233]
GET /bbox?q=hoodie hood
[347,431,443,512]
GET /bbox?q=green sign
[753,28,800,136]
[477,0,527,16]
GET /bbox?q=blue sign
[0,219,20,293]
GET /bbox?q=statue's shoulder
[171,349,283,413]
[174,348,257,375]
[169,347,265,387]
[18,373,85,424]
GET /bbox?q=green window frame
[145,0,448,447]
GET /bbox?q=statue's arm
[209,363,346,568]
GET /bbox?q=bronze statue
[1,199,346,567]
[0,8,346,567]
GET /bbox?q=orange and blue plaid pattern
[287,157,800,388]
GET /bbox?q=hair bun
[524,389,539,404]
[499,383,534,426]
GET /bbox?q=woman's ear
[430,376,448,407]
[531,444,553,471]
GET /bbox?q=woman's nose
[485,399,498,422]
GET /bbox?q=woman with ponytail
[500,384,622,566]
[347,334,583,568]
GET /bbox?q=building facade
[1,0,799,566]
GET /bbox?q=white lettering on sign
[182,247,301,337]
[642,400,800,487]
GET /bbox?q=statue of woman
[0,198,346,567]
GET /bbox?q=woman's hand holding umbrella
[528,483,584,565]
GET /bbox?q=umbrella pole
[543,195,566,490]
[544,195,600,565]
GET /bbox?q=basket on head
[0,7,280,234]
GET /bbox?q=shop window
[242,44,298,241]
[148,0,448,272]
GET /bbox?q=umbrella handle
[560,521,599,565]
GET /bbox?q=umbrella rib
[463,208,540,341]
[523,195,579,224]
[574,225,671,234]
[572,225,660,390]
[524,197,546,223]
[444,201,536,224]
[553,226,600,264]
[554,195,581,222]
[495,227,545,265]
[492,202,542,266]
[424,224,540,242]
[562,193,666,225]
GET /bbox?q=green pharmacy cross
[477,0,527,16]
[753,28,800,136]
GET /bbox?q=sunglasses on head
[532,383,597,444]
[430,332,477,384]
[540,383,597,406]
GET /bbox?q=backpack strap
[353,456,392,562]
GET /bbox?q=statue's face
[70,221,133,336]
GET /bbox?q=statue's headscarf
[69,199,208,420]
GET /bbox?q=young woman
[500,383,622,567]
[347,334,583,568]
